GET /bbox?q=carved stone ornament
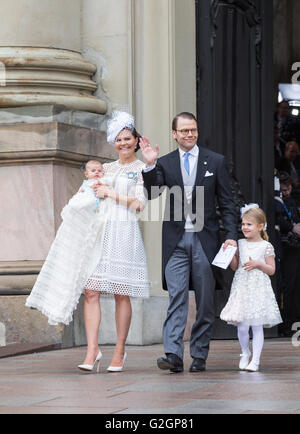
[210,0,262,65]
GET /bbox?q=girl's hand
[243,257,258,272]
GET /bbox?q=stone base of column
[0,105,107,130]
[0,295,73,348]
[0,47,107,114]
[0,107,116,347]
[0,291,278,348]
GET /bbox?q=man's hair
[172,112,197,131]
[278,171,292,186]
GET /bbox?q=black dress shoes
[189,358,206,372]
[157,353,184,373]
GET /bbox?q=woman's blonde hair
[242,208,269,241]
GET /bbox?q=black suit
[142,145,237,361]
[142,145,238,291]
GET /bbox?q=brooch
[126,171,138,180]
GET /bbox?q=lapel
[192,146,210,201]
[170,149,184,189]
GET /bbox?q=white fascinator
[107,111,135,145]
[240,203,259,217]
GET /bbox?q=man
[275,173,300,337]
[140,112,237,373]
[274,101,295,144]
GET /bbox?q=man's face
[172,117,198,152]
[285,142,300,161]
[280,183,292,198]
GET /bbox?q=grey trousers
[164,232,215,360]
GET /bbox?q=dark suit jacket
[142,145,238,291]
[277,156,300,179]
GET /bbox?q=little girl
[220,204,282,372]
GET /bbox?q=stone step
[0,342,59,359]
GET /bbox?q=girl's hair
[242,208,269,241]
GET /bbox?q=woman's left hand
[93,184,112,199]
[243,257,258,272]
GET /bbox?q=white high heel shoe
[78,350,102,372]
[107,352,127,372]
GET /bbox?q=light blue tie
[184,152,190,176]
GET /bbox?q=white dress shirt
[143,145,200,230]
[179,145,199,230]
[178,144,199,175]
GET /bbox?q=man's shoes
[157,353,183,373]
[189,358,206,372]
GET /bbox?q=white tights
[237,324,264,365]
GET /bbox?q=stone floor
[0,338,299,415]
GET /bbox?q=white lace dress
[85,159,150,298]
[220,239,282,328]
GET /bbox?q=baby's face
[85,162,103,180]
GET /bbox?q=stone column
[0,0,111,348]
[0,0,106,113]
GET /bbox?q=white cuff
[143,164,156,173]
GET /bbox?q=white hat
[107,111,135,145]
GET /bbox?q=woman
[78,111,150,372]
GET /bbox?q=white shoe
[239,351,251,370]
[78,350,102,373]
[107,352,127,372]
[245,360,259,372]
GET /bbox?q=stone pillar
[0,0,106,113]
[81,0,134,112]
[0,0,110,348]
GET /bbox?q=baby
[67,160,105,212]
[26,160,107,325]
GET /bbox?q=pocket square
[204,171,214,177]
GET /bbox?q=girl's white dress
[26,159,150,325]
[220,239,282,328]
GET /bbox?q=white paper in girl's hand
[212,244,237,270]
